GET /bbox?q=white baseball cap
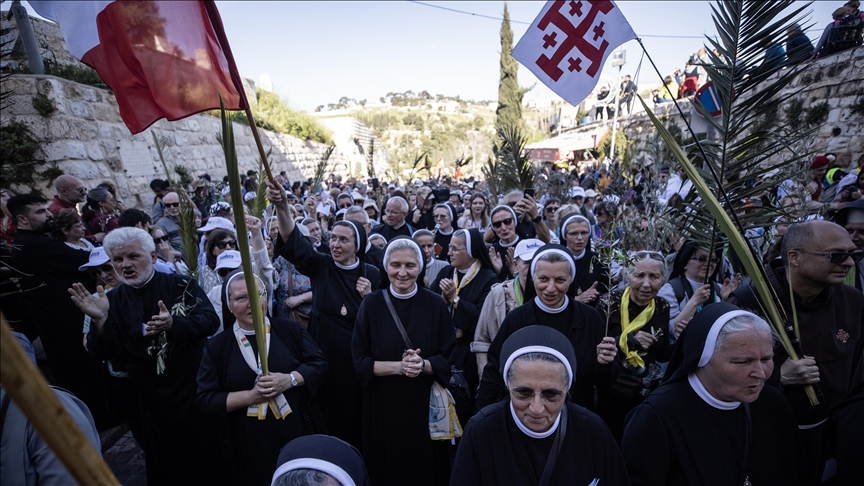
[584,189,598,199]
[214,250,242,272]
[79,246,110,271]
[198,216,236,234]
[568,186,586,199]
[513,238,544,261]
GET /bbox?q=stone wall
[1,74,380,209]
[622,46,864,169]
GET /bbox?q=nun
[352,238,457,485]
[451,326,630,486]
[559,214,608,306]
[271,434,370,486]
[432,203,458,262]
[622,303,799,485]
[267,181,381,450]
[197,270,328,486]
[430,227,499,395]
[475,244,616,412]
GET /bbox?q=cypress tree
[495,3,525,133]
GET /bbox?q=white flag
[512,0,637,106]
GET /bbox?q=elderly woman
[559,214,608,306]
[668,241,741,338]
[267,181,380,450]
[489,204,522,281]
[51,208,95,251]
[458,193,490,233]
[596,251,672,442]
[272,225,313,329]
[432,203,457,261]
[475,244,617,413]
[352,238,457,486]
[83,186,119,234]
[452,326,629,485]
[622,303,799,485]
[197,271,328,486]
[430,228,499,397]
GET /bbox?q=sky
[23,1,838,112]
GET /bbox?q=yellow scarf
[619,287,656,370]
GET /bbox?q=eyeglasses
[545,206,560,213]
[385,209,405,216]
[509,386,566,403]
[492,217,514,229]
[448,245,466,253]
[97,264,114,274]
[506,201,518,208]
[153,235,170,244]
[635,251,665,263]
[338,203,353,209]
[214,239,237,250]
[795,249,864,264]
[217,268,233,278]
[330,235,354,245]
[691,255,720,264]
[164,202,180,208]
[433,214,449,220]
[230,290,267,305]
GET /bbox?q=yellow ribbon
[619,287,656,370]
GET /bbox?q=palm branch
[219,96,268,374]
[311,145,335,195]
[492,123,533,194]
[405,150,430,182]
[250,148,272,221]
[642,0,818,404]
[366,138,376,179]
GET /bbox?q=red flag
[30,1,247,134]
[512,0,636,106]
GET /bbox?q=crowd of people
[0,144,862,486]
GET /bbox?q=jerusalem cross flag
[512,0,636,106]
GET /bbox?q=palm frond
[493,123,534,193]
[311,145,335,195]
[220,96,268,374]
[366,138,376,179]
[151,132,173,184]
[250,148,272,220]
[176,192,199,280]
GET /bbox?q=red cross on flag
[512,0,636,106]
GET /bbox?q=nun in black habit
[475,244,616,412]
[432,203,458,262]
[197,271,329,486]
[269,179,380,451]
[270,434,370,486]
[451,326,630,486]
[559,214,608,306]
[352,237,457,486]
[430,227,499,395]
[621,303,799,486]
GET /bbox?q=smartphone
[372,178,380,190]
[525,188,535,198]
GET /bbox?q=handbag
[382,291,463,441]
[285,269,310,330]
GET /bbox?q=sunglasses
[217,268,233,278]
[492,217,514,229]
[153,235,170,244]
[164,202,180,208]
[796,249,864,264]
[509,387,566,403]
[433,214,449,220]
[215,240,237,250]
[691,255,720,264]
[97,263,114,273]
[545,206,560,213]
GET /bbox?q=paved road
[103,430,145,486]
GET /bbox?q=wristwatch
[532,215,542,223]
[453,295,460,307]
[288,372,298,388]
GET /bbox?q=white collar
[688,372,740,410]
[130,269,156,289]
[499,235,520,247]
[389,283,418,299]
[509,401,561,439]
[391,221,405,230]
[572,248,586,260]
[437,226,454,235]
[534,296,568,314]
[334,259,359,270]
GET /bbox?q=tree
[495,4,528,134]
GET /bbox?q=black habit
[430,263,498,394]
[434,229,453,262]
[352,287,457,486]
[274,223,380,450]
[475,298,614,412]
[197,318,328,486]
[450,400,630,486]
[10,228,110,428]
[86,271,224,486]
[371,222,413,241]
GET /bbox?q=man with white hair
[372,196,414,241]
[70,227,224,485]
